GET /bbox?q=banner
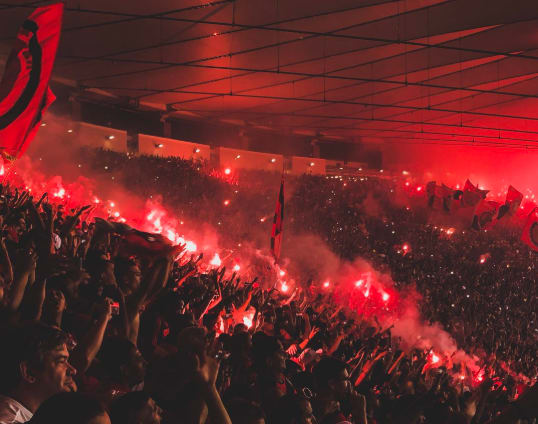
[472,200,500,230]
[497,185,523,220]
[462,179,487,207]
[426,182,453,212]
[0,4,63,161]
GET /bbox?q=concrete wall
[139,134,210,161]
[77,122,127,152]
[219,147,283,172]
[73,123,377,176]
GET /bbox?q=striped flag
[270,178,284,263]
[0,4,63,162]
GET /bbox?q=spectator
[28,392,109,424]
[109,391,162,424]
[0,323,76,423]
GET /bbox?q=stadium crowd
[0,148,536,423]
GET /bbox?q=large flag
[426,182,453,212]
[94,218,177,255]
[521,208,538,251]
[471,200,500,230]
[497,185,523,220]
[0,4,63,162]
[270,178,284,263]
[462,179,487,207]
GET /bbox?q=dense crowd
[0,148,536,423]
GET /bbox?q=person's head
[272,394,317,424]
[313,357,350,400]
[177,325,209,358]
[47,269,88,301]
[29,392,109,424]
[230,331,252,359]
[110,391,162,424]
[252,335,286,376]
[233,323,249,335]
[115,258,142,296]
[0,323,77,409]
[100,338,147,387]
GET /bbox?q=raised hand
[286,344,298,356]
[194,351,220,388]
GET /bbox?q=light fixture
[106,135,115,140]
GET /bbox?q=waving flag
[497,185,523,220]
[0,4,63,162]
[270,178,284,263]
[472,200,500,230]
[521,208,538,251]
[94,218,176,256]
[462,179,488,207]
[426,182,454,212]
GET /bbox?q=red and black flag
[94,218,177,256]
[462,179,487,207]
[471,200,500,231]
[0,4,63,162]
[270,178,284,263]
[426,182,453,212]
[497,185,523,220]
[521,207,538,251]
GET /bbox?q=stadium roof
[3,0,538,149]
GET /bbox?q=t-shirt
[0,396,33,424]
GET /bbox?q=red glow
[223,200,230,206]
[402,244,409,252]
[233,264,241,272]
[446,228,455,236]
[210,253,222,267]
[280,270,286,277]
[430,353,440,364]
[0,165,4,176]
[243,316,253,328]
[53,187,66,199]
[281,282,289,292]
[224,168,231,175]
[416,186,423,192]
[355,279,364,287]
[185,241,197,252]
[405,181,410,187]
[382,292,390,302]
[323,281,330,288]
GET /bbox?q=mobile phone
[111,302,120,315]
